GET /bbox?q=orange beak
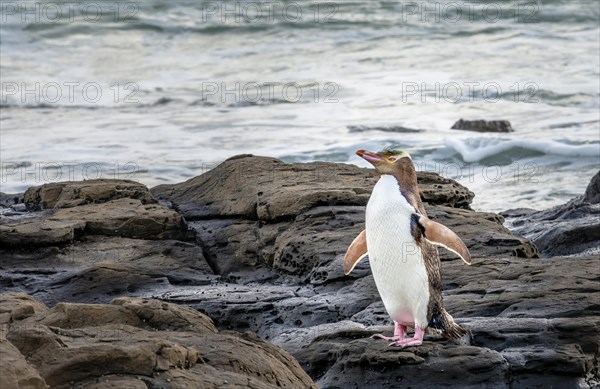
[356,149,386,165]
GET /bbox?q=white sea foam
[444,137,599,163]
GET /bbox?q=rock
[0,237,214,306]
[463,317,599,389]
[451,119,514,133]
[427,206,538,259]
[416,172,475,209]
[0,217,85,246]
[440,255,599,319]
[2,156,597,388]
[0,192,24,208]
[0,293,317,389]
[152,155,532,282]
[583,170,600,204]
[1,181,185,247]
[295,331,510,389]
[23,179,155,210]
[0,293,50,389]
[0,339,47,389]
[51,198,184,240]
[0,293,49,329]
[159,255,599,388]
[151,155,475,221]
[502,171,600,256]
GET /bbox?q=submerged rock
[451,119,514,133]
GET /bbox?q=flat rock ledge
[1,155,598,389]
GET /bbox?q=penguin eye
[388,157,397,163]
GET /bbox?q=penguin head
[356,148,412,175]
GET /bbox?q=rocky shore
[1,155,598,389]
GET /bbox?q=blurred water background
[1,0,599,212]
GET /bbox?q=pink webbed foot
[389,326,425,348]
[372,322,407,342]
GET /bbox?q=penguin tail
[433,309,469,340]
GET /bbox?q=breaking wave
[444,137,599,163]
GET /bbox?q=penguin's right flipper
[416,216,472,265]
[343,229,368,275]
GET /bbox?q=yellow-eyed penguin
[344,149,472,347]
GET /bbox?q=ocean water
[1,0,599,213]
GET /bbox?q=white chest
[365,175,430,327]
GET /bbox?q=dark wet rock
[1,156,597,388]
[451,119,514,132]
[295,331,509,389]
[502,171,600,256]
[0,293,317,389]
[159,274,381,343]
[0,192,24,208]
[347,124,424,133]
[440,256,599,319]
[462,317,599,389]
[158,255,599,388]
[0,236,214,306]
[583,171,600,204]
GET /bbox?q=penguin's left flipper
[415,215,472,265]
[343,229,368,275]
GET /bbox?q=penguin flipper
[343,229,368,275]
[416,216,472,265]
